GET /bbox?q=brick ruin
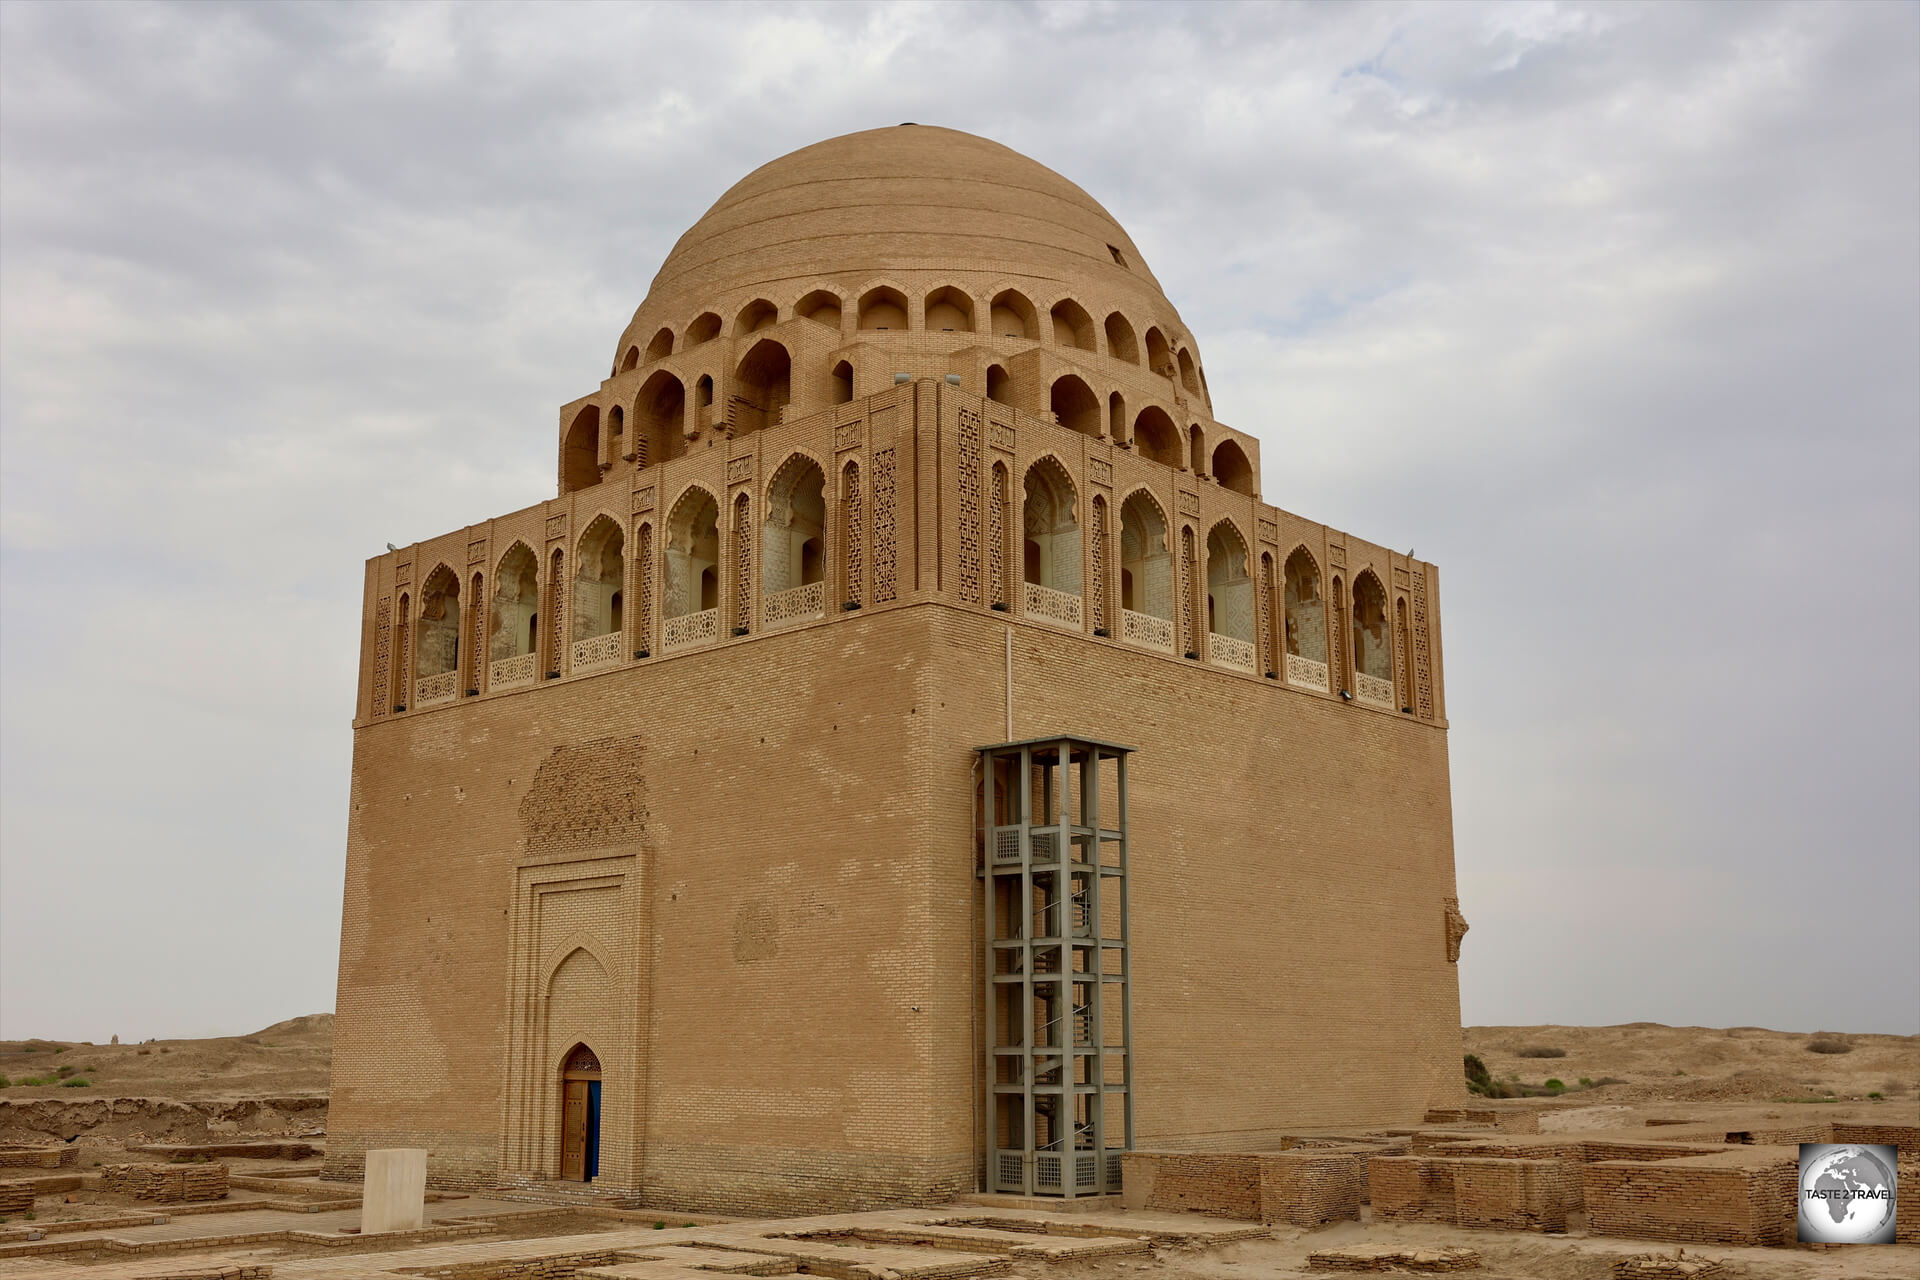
[1119,1118,1917,1250]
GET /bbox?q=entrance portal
[559,1044,602,1181]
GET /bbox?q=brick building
[328,125,1466,1214]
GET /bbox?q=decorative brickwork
[1258,553,1275,675]
[546,552,564,674]
[394,593,411,710]
[467,574,485,693]
[1413,569,1434,718]
[957,407,982,604]
[872,447,897,602]
[732,492,752,634]
[1178,526,1197,655]
[635,522,653,653]
[372,596,391,718]
[988,462,1007,609]
[841,461,863,606]
[1089,494,1107,632]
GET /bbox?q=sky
[2,1,1915,1043]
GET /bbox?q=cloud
[2,0,1914,1040]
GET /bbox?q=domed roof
[618,125,1191,359]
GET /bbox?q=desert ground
[1,1017,1913,1279]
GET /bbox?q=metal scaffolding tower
[979,736,1134,1198]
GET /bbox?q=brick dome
[614,125,1201,379]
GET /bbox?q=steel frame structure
[979,736,1134,1198]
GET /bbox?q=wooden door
[560,1081,589,1181]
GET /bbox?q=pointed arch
[572,515,625,648]
[685,311,722,345]
[1212,439,1254,495]
[490,542,540,663]
[1132,405,1181,468]
[989,288,1036,340]
[644,327,674,362]
[857,284,909,331]
[1119,489,1173,646]
[620,345,639,373]
[733,338,791,435]
[1145,326,1173,377]
[562,405,600,494]
[1049,297,1095,351]
[633,370,686,467]
[734,298,777,336]
[392,591,411,711]
[1205,521,1253,662]
[414,566,461,704]
[1352,570,1390,681]
[1104,311,1139,364]
[663,486,720,620]
[796,288,843,328]
[1330,573,1348,694]
[1049,373,1101,437]
[924,285,974,332]
[1108,391,1127,443]
[1188,423,1207,474]
[541,939,611,993]
[1021,455,1082,595]
[987,364,1013,406]
[763,453,828,609]
[1283,546,1328,689]
[1177,347,1201,395]
[830,360,854,405]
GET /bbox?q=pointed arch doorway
[559,1044,602,1181]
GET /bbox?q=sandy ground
[1465,1023,1918,1107]
[0,1014,331,1101]
[3,1017,1914,1279]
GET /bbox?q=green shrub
[0,1076,10,1088]
[54,1065,74,1078]
[1544,1078,1566,1091]
[1578,1077,1593,1087]
[61,1078,89,1088]
[1869,1092,1885,1100]
[1516,1046,1566,1059]
[653,1221,666,1230]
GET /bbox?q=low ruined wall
[1586,1151,1796,1247]
[0,1183,34,1214]
[1369,1155,1457,1223]
[1259,1149,1369,1227]
[0,1144,75,1169]
[1829,1122,1919,1149]
[0,1097,325,1146]
[1423,1108,1540,1134]
[100,1162,230,1203]
[1452,1157,1572,1232]
[1121,1151,1261,1219]
[1899,1157,1918,1246]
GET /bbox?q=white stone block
[361,1147,427,1233]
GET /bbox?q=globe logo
[1798,1143,1898,1244]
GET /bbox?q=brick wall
[1259,1148,1370,1226]
[1121,1151,1261,1218]
[1586,1150,1796,1247]
[1369,1156,1457,1223]
[99,1162,229,1203]
[1451,1157,1571,1232]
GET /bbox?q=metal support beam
[980,735,1134,1197]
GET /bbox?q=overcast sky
[3,1,1915,1043]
